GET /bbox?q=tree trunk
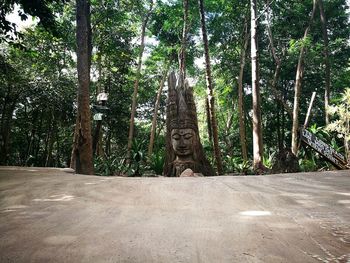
[45,114,56,167]
[270,60,293,118]
[148,63,169,157]
[318,0,330,125]
[238,20,249,162]
[282,82,286,148]
[0,91,9,164]
[92,112,103,155]
[277,101,282,151]
[105,122,111,156]
[223,111,234,156]
[71,0,94,174]
[198,0,223,175]
[26,109,39,165]
[92,52,104,156]
[345,115,350,164]
[55,127,60,167]
[251,0,265,172]
[179,0,189,78]
[0,99,16,165]
[70,117,78,169]
[291,0,317,155]
[43,111,52,165]
[126,0,154,162]
[34,109,45,165]
[265,3,293,118]
[205,98,213,145]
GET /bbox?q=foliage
[127,138,147,176]
[0,0,69,43]
[326,88,350,161]
[94,154,128,176]
[223,156,252,174]
[148,149,165,175]
[263,152,275,170]
[299,156,318,172]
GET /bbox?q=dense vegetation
[1,0,349,175]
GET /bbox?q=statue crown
[167,72,198,131]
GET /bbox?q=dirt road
[0,167,349,262]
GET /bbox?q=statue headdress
[167,72,198,132]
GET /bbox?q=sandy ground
[0,166,349,263]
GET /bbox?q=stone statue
[163,72,215,177]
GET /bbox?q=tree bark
[0,91,9,164]
[148,63,169,157]
[126,0,154,162]
[71,0,94,174]
[238,19,249,161]
[92,52,104,156]
[318,0,330,125]
[251,0,265,171]
[26,108,39,165]
[291,0,317,155]
[34,109,44,165]
[45,113,56,167]
[92,111,103,155]
[198,0,223,175]
[55,127,60,167]
[265,3,293,118]
[70,117,78,169]
[0,98,16,165]
[277,101,282,151]
[179,0,189,78]
[205,98,213,145]
[223,111,234,156]
[270,60,293,118]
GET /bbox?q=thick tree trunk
[238,20,249,161]
[251,0,265,172]
[318,0,330,125]
[126,0,154,162]
[291,0,317,155]
[198,0,223,174]
[71,0,94,174]
[148,63,169,157]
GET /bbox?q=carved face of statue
[171,128,195,158]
